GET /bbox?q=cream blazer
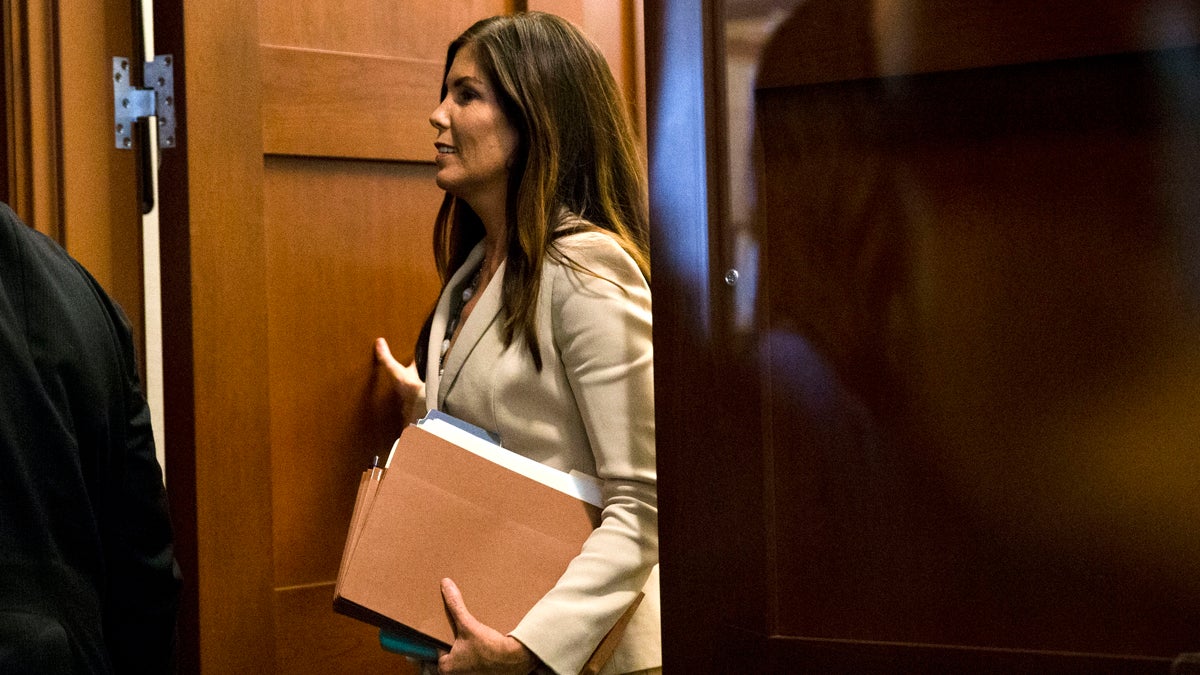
[421,222,660,675]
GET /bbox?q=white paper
[415,417,603,508]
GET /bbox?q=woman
[374,12,660,675]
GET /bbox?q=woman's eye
[455,88,479,104]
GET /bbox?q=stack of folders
[334,411,642,673]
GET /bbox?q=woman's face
[429,44,520,211]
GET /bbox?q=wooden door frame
[153,1,275,673]
[644,0,776,670]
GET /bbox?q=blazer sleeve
[508,232,657,674]
[98,283,182,672]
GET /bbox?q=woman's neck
[471,196,508,281]
[479,234,505,281]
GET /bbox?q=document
[333,413,603,652]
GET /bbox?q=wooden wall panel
[264,156,442,588]
[259,0,508,60]
[4,0,146,371]
[260,47,442,160]
[756,49,1200,655]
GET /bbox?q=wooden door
[648,0,1200,672]
[150,1,646,672]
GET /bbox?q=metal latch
[113,55,176,150]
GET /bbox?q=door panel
[264,156,443,588]
[753,2,1200,657]
[275,583,407,673]
[260,46,442,160]
[258,1,502,59]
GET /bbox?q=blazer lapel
[434,211,579,408]
[436,258,506,409]
[424,243,485,412]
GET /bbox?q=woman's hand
[436,578,537,675]
[374,337,423,421]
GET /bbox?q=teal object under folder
[379,628,441,661]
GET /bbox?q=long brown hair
[418,12,649,373]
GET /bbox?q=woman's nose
[429,101,449,131]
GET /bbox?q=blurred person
[0,202,181,674]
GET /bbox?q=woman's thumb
[440,578,474,638]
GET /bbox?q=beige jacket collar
[425,242,506,411]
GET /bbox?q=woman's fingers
[375,337,419,390]
[375,337,401,371]
[374,337,423,423]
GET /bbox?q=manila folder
[334,425,601,648]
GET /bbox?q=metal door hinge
[113,55,176,150]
